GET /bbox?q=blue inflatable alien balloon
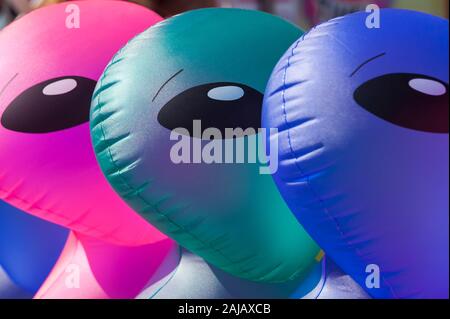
[0,200,68,296]
[263,9,448,299]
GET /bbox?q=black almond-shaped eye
[157,82,263,139]
[354,73,449,133]
[1,76,97,133]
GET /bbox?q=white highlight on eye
[207,86,244,101]
[42,79,77,96]
[408,78,447,96]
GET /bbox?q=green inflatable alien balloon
[91,8,321,282]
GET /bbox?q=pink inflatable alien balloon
[0,1,166,246]
[0,1,177,298]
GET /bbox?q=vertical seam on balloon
[279,36,399,299]
[148,246,183,299]
[93,56,266,281]
[314,255,327,299]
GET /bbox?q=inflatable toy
[0,1,176,298]
[35,232,177,299]
[0,200,68,297]
[137,250,369,299]
[308,257,370,300]
[90,8,320,283]
[0,0,166,246]
[263,9,448,298]
[138,249,323,299]
[1,265,32,299]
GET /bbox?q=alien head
[91,9,321,282]
[0,1,167,246]
[263,9,448,297]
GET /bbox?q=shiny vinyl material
[0,200,68,295]
[90,8,320,283]
[263,9,449,298]
[0,1,166,246]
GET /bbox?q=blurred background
[1,0,449,30]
